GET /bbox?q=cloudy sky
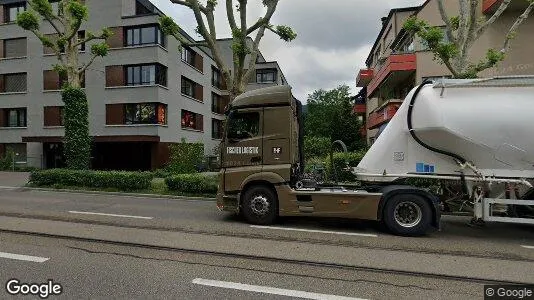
[151,0,425,102]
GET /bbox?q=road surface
[0,188,533,299]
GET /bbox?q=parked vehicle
[216,77,534,236]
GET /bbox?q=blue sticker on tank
[416,162,435,173]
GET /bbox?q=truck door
[222,108,263,192]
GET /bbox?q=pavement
[0,188,533,299]
[0,172,29,188]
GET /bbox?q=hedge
[165,174,218,194]
[166,140,205,174]
[29,169,153,191]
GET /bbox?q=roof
[230,85,293,109]
[365,6,420,66]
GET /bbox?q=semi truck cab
[216,85,441,236]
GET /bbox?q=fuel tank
[356,76,534,181]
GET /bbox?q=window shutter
[0,75,4,93]
[106,27,124,48]
[43,70,60,90]
[105,66,125,87]
[194,53,204,72]
[4,38,26,58]
[0,40,3,59]
[106,104,125,125]
[197,114,204,131]
[194,83,203,102]
[0,108,4,127]
[44,106,62,126]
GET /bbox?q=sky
[151,0,425,102]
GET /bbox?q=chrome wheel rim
[250,195,269,215]
[394,201,422,228]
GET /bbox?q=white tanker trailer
[354,76,534,226]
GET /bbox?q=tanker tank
[355,76,534,182]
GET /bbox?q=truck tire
[383,193,432,236]
[241,185,278,225]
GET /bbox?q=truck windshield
[227,111,260,140]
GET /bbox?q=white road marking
[0,186,18,190]
[250,225,378,237]
[192,278,367,300]
[521,245,534,249]
[68,211,153,220]
[0,252,49,263]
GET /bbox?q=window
[212,67,222,89]
[1,73,27,93]
[125,25,164,47]
[181,110,203,131]
[5,2,26,23]
[77,31,86,51]
[3,108,27,127]
[212,93,225,115]
[125,103,167,125]
[227,111,260,140]
[212,119,223,139]
[256,69,277,83]
[181,47,195,65]
[3,38,27,58]
[181,76,196,97]
[126,64,167,86]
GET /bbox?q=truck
[216,76,534,236]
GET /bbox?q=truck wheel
[241,185,278,225]
[383,194,432,236]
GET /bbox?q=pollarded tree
[17,0,111,169]
[404,0,534,79]
[160,0,296,101]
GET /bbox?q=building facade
[0,0,288,170]
[356,0,534,145]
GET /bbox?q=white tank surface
[355,76,534,182]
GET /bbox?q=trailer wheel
[383,194,432,236]
[241,185,278,225]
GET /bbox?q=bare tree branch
[226,0,238,31]
[437,0,457,44]
[32,29,65,64]
[243,25,267,84]
[73,31,108,48]
[78,53,98,74]
[44,16,63,35]
[501,2,534,52]
[170,0,192,7]
[458,0,469,47]
[476,0,512,38]
[239,0,247,33]
[247,0,278,35]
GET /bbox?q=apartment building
[0,0,288,170]
[356,0,534,145]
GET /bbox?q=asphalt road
[0,188,533,299]
[0,231,485,300]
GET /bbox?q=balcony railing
[367,99,403,129]
[367,53,416,97]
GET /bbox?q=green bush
[303,136,331,160]
[62,87,91,170]
[165,174,218,194]
[29,169,152,191]
[304,157,326,173]
[0,149,15,171]
[324,150,367,183]
[166,139,204,174]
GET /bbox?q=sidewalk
[0,172,29,188]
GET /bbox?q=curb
[14,186,216,202]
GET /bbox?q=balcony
[483,0,529,14]
[367,99,403,130]
[367,53,416,97]
[356,69,374,87]
[352,104,366,114]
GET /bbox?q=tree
[404,0,534,79]
[17,0,111,169]
[304,85,365,152]
[160,0,297,101]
